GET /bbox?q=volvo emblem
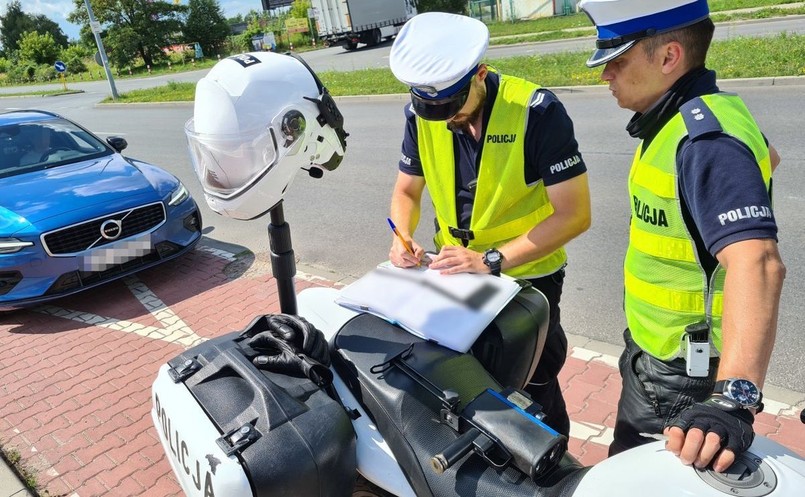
[100,220,123,240]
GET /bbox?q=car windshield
[0,118,113,178]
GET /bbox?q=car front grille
[42,203,166,256]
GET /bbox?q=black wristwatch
[714,378,764,412]
[482,248,503,277]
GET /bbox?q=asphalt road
[1,17,803,393]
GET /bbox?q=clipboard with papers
[334,262,523,352]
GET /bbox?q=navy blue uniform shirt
[398,72,587,230]
[654,70,778,272]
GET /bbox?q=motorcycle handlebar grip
[431,427,481,474]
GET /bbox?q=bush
[18,31,60,65]
[7,62,36,82]
[34,64,57,82]
[0,57,8,73]
[59,45,90,73]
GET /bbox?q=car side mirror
[106,136,128,152]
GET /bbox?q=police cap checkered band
[579,0,710,67]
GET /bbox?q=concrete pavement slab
[0,456,34,497]
[1,239,802,496]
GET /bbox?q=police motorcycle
[150,52,805,497]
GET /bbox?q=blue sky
[2,0,260,41]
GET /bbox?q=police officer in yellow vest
[579,0,785,471]
[387,12,592,438]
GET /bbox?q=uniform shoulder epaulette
[680,97,723,140]
[528,89,558,114]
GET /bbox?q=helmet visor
[410,81,471,121]
[185,119,279,200]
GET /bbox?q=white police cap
[579,0,710,67]
[390,12,489,100]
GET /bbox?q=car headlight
[168,183,189,206]
[0,237,34,254]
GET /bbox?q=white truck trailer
[311,0,416,50]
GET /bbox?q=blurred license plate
[80,234,152,271]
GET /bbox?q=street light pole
[83,0,120,100]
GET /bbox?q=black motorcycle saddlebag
[156,321,356,497]
[332,288,589,497]
[468,284,549,389]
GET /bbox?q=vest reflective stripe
[631,161,676,199]
[630,224,696,262]
[418,74,566,279]
[625,93,770,360]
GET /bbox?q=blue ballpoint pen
[387,217,419,266]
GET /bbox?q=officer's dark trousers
[609,328,719,456]
[522,268,570,438]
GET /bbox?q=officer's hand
[664,395,754,472]
[428,246,485,274]
[389,236,425,268]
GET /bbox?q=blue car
[0,110,202,308]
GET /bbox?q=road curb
[89,74,805,108]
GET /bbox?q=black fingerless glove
[667,395,755,453]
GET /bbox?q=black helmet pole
[268,201,298,315]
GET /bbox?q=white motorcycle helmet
[185,52,347,220]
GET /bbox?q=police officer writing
[387,12,591,438]
[579,0,785,472]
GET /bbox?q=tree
[1,0,33,55]
[31,15,69,48]
[288,0,311,20]
[184,0,230,56]
[68,0,185,68]
[227,13,244,24]
[0,2,68,56]
[17,31,60,65]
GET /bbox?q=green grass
[708,32,805,78]
[0,88,79,97]
[712,5,805,22]
[106,32,805,102]
[486,13,592,38]
[486,0,805,45]
[709,0,803,10]
[103,81,196,103]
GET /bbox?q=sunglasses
[409,78,473,122]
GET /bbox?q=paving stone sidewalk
[1,242,803,496]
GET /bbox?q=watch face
[726,379,761,406]
[485,250,501,263]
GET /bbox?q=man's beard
[446,99,484,134]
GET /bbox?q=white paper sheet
[335,263,522,352]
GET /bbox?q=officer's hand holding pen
[387,218,426,268]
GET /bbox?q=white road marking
[35,274,205,348]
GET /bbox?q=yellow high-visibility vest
[416,74,566,279]
[625,93,772,360]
